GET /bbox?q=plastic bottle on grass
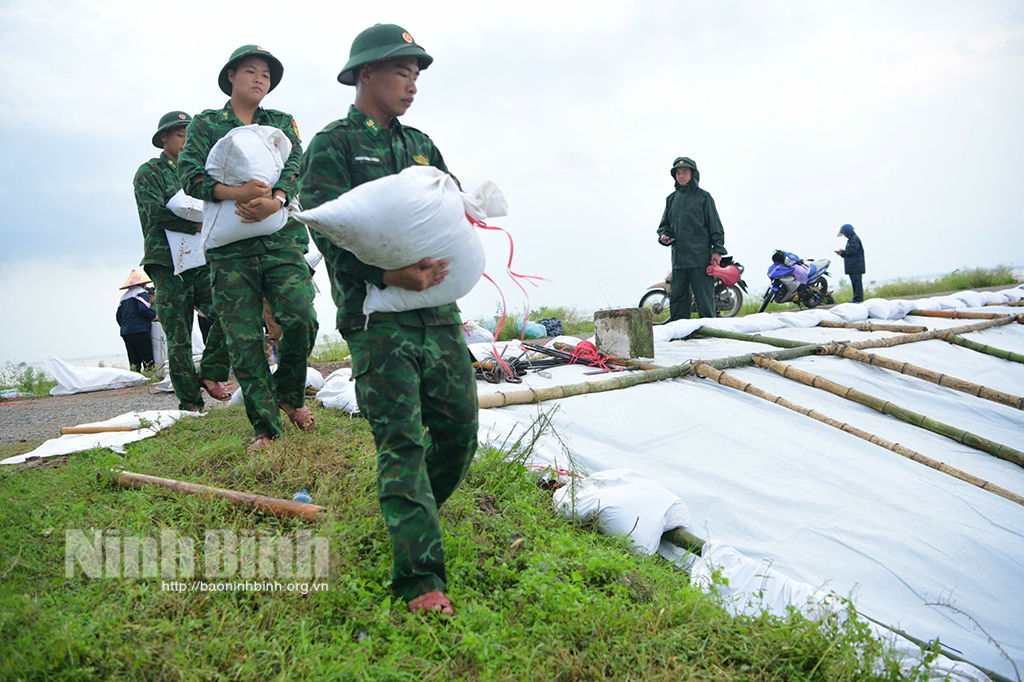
[292,490,312,504]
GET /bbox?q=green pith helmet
[218,44,284,96]
[337,24,433,86]
[152,111,191,148]
[670,156,697,177]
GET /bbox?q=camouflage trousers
[145,264,230,411]
[669,266,716,321]
[209,249,318,438]
[346,321,479,601]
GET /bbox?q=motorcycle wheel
[716,285,744,317]
[639,290,671,324]
[805,279,829,309]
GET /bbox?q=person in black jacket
[116,270,157,371]
[835,223,865,303]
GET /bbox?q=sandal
[246,434,275,454]
[280,403,316,432]
[199,376,231,401]
[407,590,454,616]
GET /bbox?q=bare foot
[407,590,454,616]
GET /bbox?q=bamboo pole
[909,310,1012,320]
[479,361,694,409]
[751,355,1024,469]
[662,527,705,554]
[985,299,1024,307]
[106,470,326,522]
[827,344,1024,411]
[816,320,928,333]
[61,425,135,435]
[944,334,1024,364]
[478,345,819,410]
[816,316,1017,354]
[691,363,1024,507]
[693,327,809,348]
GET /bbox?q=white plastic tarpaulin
[475,286,1024,680]
[0,410,202,464]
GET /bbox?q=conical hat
[120,269,152,289]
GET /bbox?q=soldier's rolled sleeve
[178,116,218,203]
[274,114,303,202]
[300,134,386,287]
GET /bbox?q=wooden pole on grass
[943,334,1024,364]
[815,320,928,333]
[61,425,135,435]
[826,344,1024,411]
[106,470,326,522]
[691,363,1024,507]
[750,355,1024,469]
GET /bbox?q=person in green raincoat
[656,157,727,320]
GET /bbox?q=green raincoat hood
[670,156,700,189]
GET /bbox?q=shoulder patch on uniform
[413,155,429,165]
[291,120,300,140]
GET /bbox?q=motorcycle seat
[807,259,830,279]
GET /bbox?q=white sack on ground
[552,468,692,554]
[690,542,994,682]
[315,368,359,414]
[202,125,291,250]
[45,356,146,395]
[0,410,201,464]
[462,321,495,345]
[294,166,486,315]
[227,365,323,407]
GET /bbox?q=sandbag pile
[201,125,292,251]
[295,166,505,316]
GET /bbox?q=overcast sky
[1,0,1022,365]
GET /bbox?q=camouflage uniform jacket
[299,105,460,332]
[177,101,308,262]
[134,152,198,268]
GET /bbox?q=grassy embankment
[0,406,926,681]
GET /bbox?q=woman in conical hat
[116,271,156,370]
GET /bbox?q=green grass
[309,334,351,363]
[0,406,923,681]
[0,363,56,398]
[488,305,595,342]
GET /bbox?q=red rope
[566,340,614,371]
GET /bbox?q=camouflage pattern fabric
[134,152,199,269]
[300,105,479,600]
[177,101,308,263]
[209,248,317,438]
[298,104,460,332]
[346,321,478,601]
[144,264,230,411]
[669,266,717,321]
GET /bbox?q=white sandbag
[305,366,325,390]
[461,180,508,221]
[294,166,487,315]
[151,322,167,370]
[201,125,291,250]
[228,365,322,407]
[462,321,494,345]
[552,468,692,555]
[166,229,206,275]
[315,368,359,414]
[44,356,146,395]
[166,188,204,222]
